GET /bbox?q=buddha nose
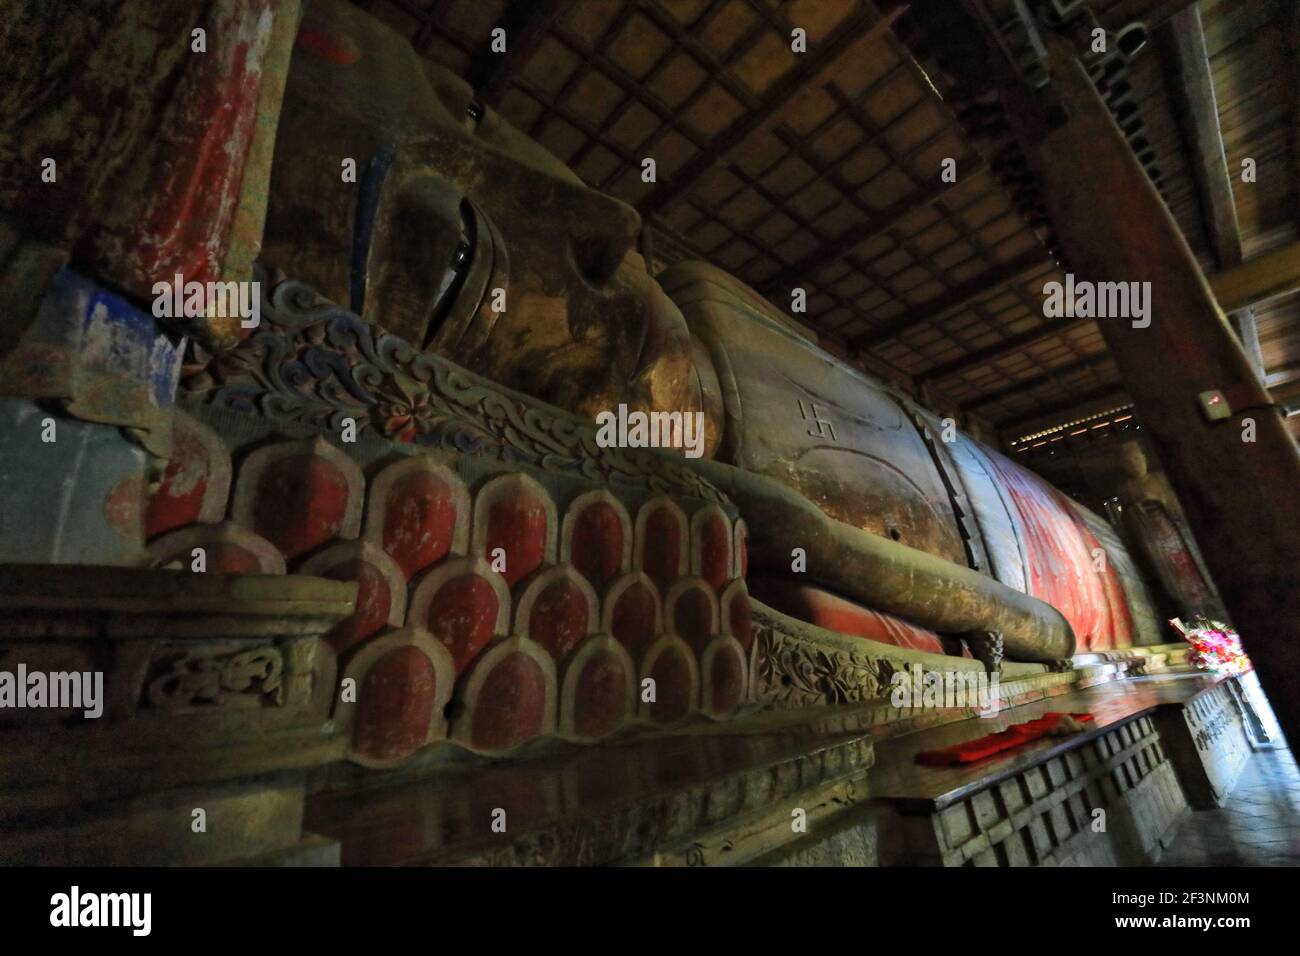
[569,206,640,288]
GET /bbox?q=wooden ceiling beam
[1209,239,1300,312]
[852,238,1300,386]
[1268,371,1300,407]
[849,250,1052,350]
[915,315,1088,385]
[759,169,980,298]
[762,123,979,330]
[1229,308,1266,380]
[634,4,889,219]
[1159,6,1268,379]
[1159,5,1242,269]
[464,0,562,104]
[635,1,760,111]
[651,206,924,400]
[965,353,1115,411]
[1282,0,1300,235]
[996,385,1133,438]
[1099,0,1201,33]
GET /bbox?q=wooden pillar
[1159,6,1267,385]
[1228,309,1266,383]
[1011,42,1300,747]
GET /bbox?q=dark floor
[1159,748,1300,866]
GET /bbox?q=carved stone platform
[866,673,1243,866]
[304,726,875,866]
[1153,675,1254,808]
[299,658,1236,868]
[0,565,355,865]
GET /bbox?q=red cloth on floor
[915,712,1095,766]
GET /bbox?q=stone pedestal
[877,712,1189,866]
[304,725,875,867]
[1154,676,1253,808]
[0,565,355,865]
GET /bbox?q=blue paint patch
[31,268,184,408]
[350,144,400,317]
[72,271,183,407]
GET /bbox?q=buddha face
[260,0,707,431]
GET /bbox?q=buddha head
[260,0,707,431]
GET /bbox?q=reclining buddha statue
[0,0,1213,868]
[252,0,1163,670]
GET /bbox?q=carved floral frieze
[753,606,901,708]
[181,274,728,505]
[144,644,286,710]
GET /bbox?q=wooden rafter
[766,124,980,332]
[1229,309,1265,378]
[1286,0,1300,228]
[919,236,1300,399]
[850,251,1050,351]
[965,353,1116,411]
[1160,6,1242,269]
[1159,6,1267,379]
[758,161,982,298]
[757,67,991,299]
[650,200,933,402]
[916,314,1087,385]
[465,1,563,105]
[1210,239,1300,313]
[634,3,888,220]
[1099,0,1202,33]
[997,385,1133,440]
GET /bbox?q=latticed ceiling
[346,0,1300,446]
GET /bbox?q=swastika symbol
[798,399,837,442]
